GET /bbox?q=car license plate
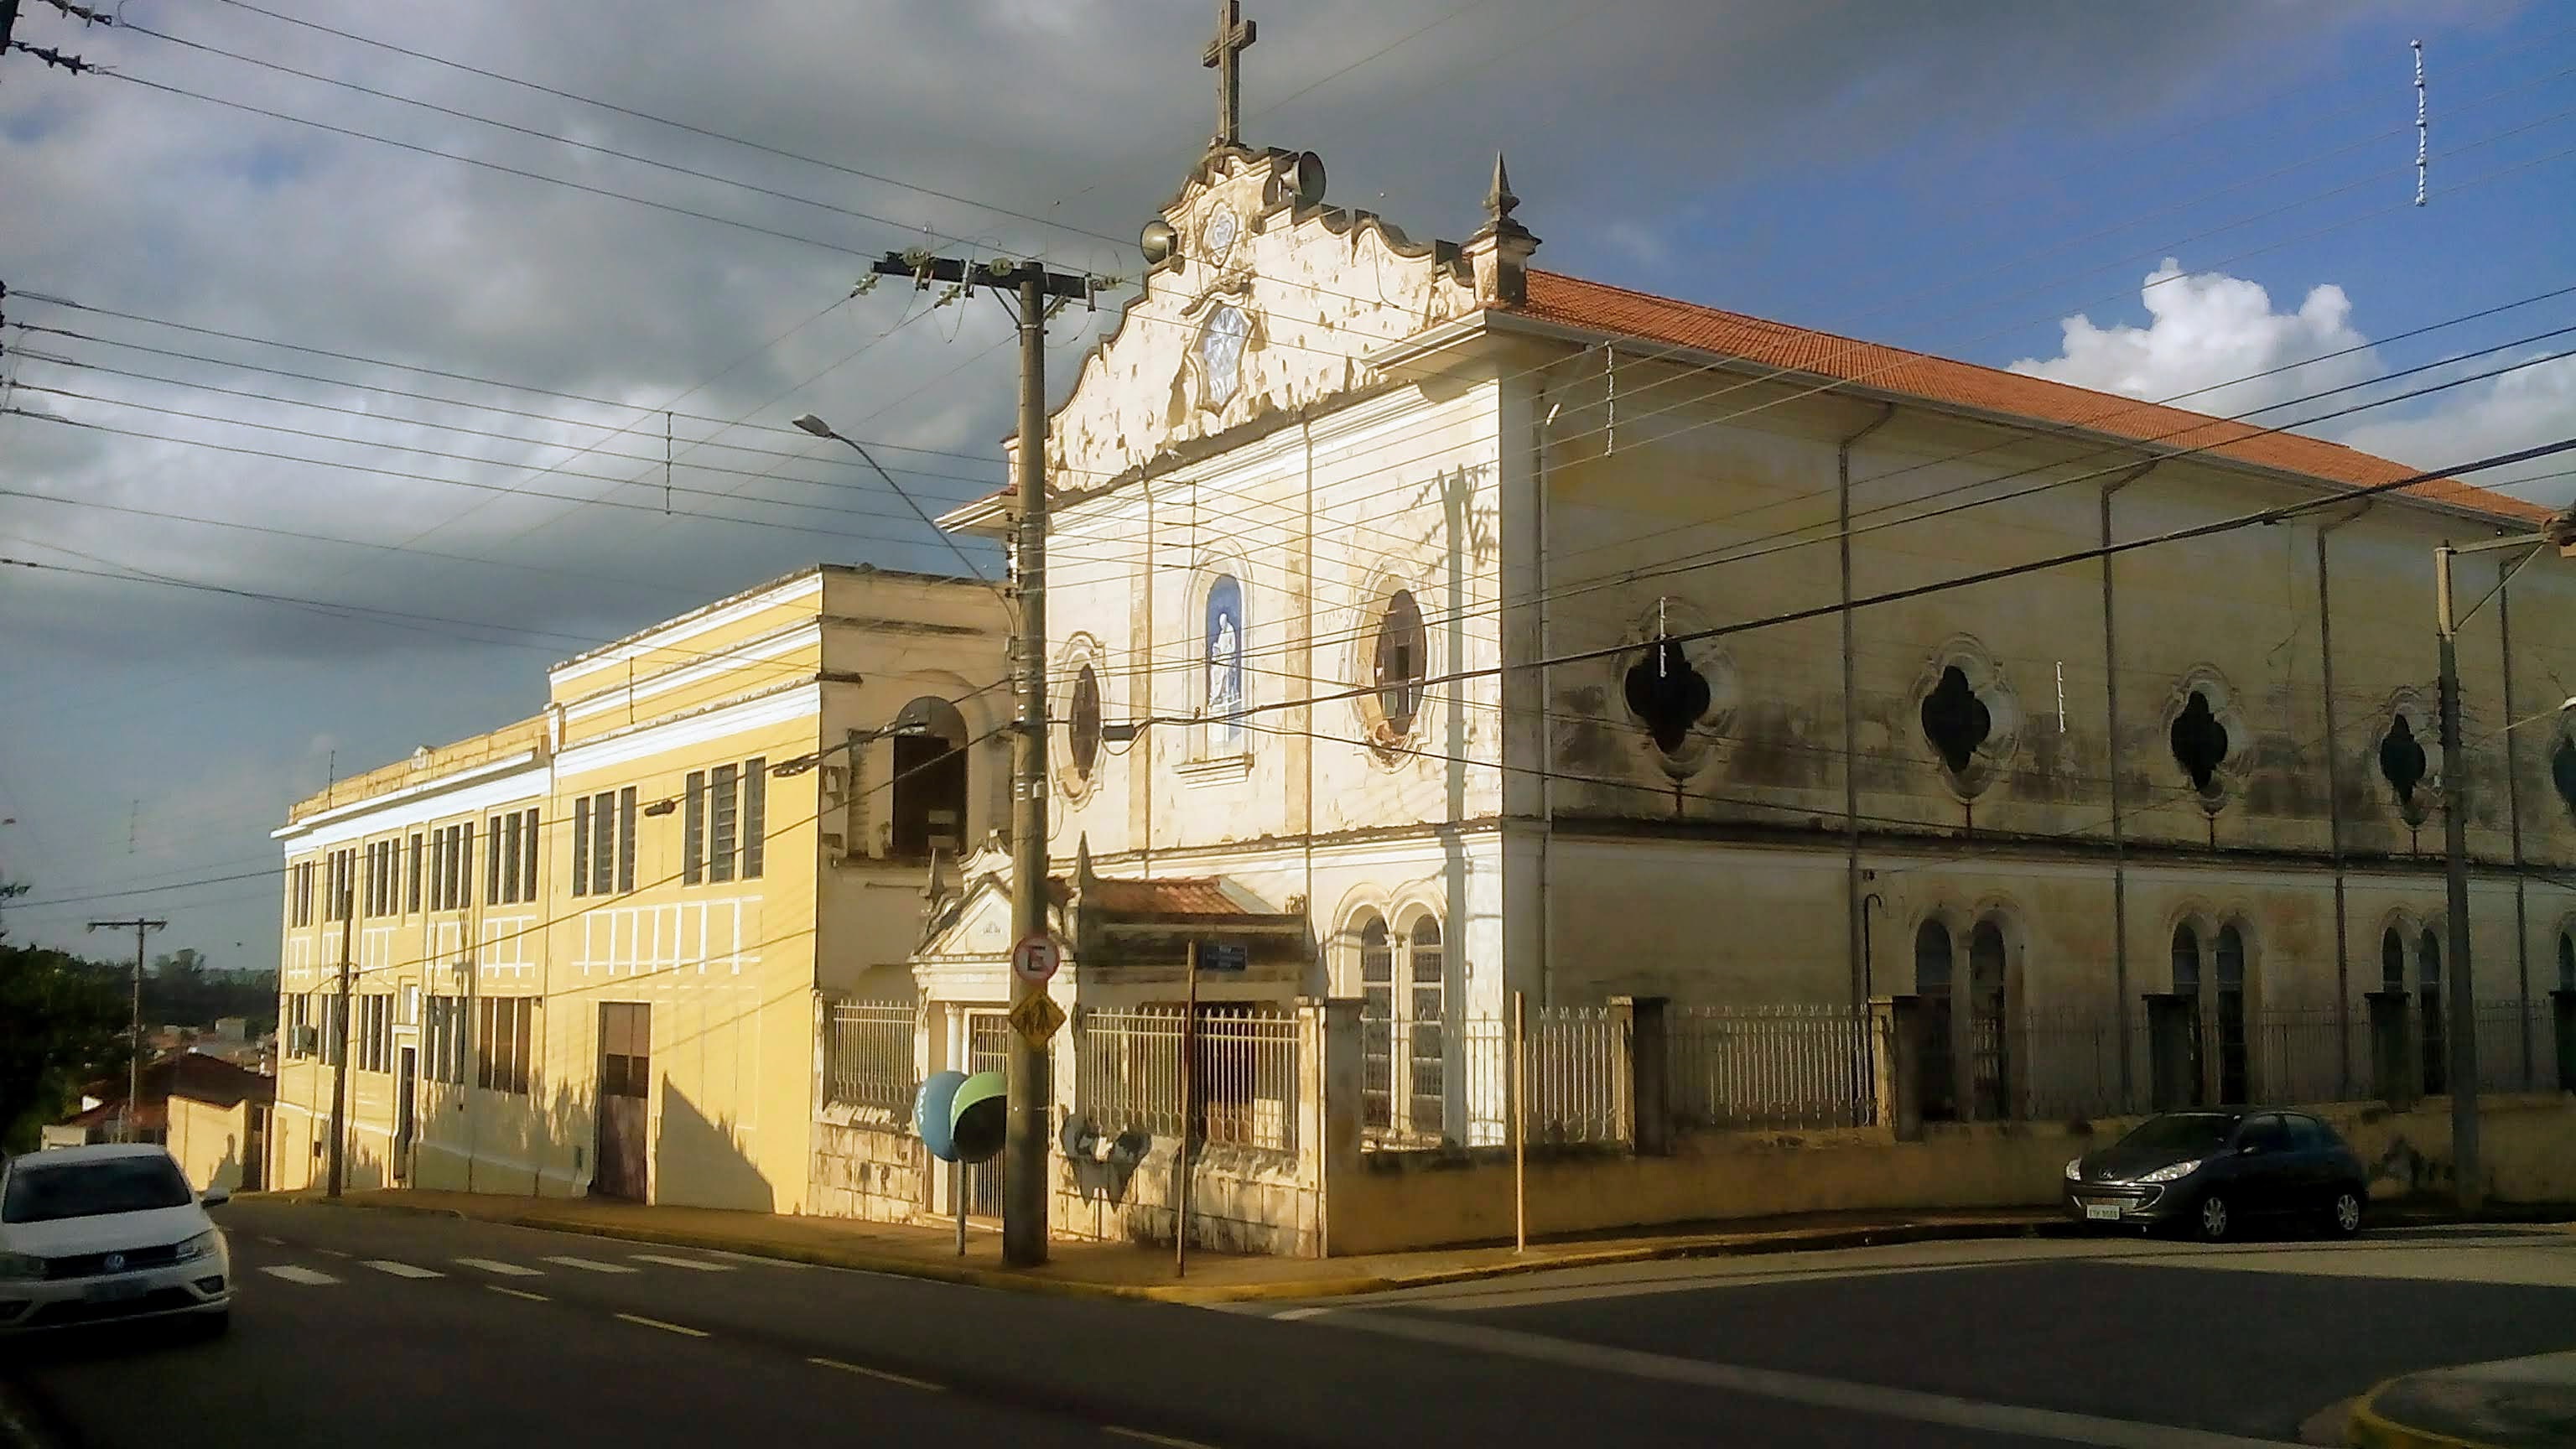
[83,1277,149,1302]
[2085,1202,2122,1222]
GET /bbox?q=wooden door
[594,1002,651,1202]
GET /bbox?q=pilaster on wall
[1315,996,1363,1257]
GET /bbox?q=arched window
[1406,917,1446,1136]
[2381,928,2407,992]
[2170,923,2206,1105]
[2170,925,2202,993]
[1914,922,1955,1122]
[2214,924,2249,1104]
[1968,919,2010,1119]
[2418,927,2448,1096]
[889,697,969,859]
[1203,574,1246,752]
[1356,915,1392,1132]
[2559,931,2574,993]
[1370,589,1426,746]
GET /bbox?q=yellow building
[268,565,1009,1211]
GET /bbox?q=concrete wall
[809,1113,930,1225]
[166,1095,255,1194]
[1322,1095,2576,1254]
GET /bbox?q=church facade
[933,122,2576,1142]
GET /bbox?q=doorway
[963,1011,1008,1221]
[595,1002,652,1202]
[393,1046,418,1186]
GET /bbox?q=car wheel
[2194,1192,2231,1242]
[2325,1188,2364,1239]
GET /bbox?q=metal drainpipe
[1839,402,1895,1026]
[2315,503,2372,1098]
[2099,461,2157,1100]
[1534,358,1570,1008]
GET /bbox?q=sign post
[1177,940,1198,1278]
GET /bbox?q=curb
[2346,1374,2510,1449]
[254,1196,2078,1304]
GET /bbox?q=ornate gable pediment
[1031,145,1488,491]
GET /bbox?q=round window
[1070,662,1103,781]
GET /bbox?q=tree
[0,929,130,1155]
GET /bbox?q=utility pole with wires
[327,868,354,1197]
[85,916,165,1143]
[862,247,1100,1269]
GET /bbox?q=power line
[1114,434,2576,736]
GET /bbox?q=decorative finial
[1486,151,1519,226]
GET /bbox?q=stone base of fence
[811,1110,930,1225]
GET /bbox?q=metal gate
[963,1012,1008,1221]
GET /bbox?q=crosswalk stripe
[454,1257,543,1276]
[543,1255,639,1274]
[260,1265,340,1285]
[631,1254,732,1271]
[363,1260,444,1279]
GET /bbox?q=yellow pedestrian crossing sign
[1009,991,1066,1047]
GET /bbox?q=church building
[918,5,2576,1145]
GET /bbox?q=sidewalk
[251,1188,2085,1303]
[2349,1351,2576,1449]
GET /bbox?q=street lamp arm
[790,413,1011,607]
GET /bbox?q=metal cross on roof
[1204,0,1257,148]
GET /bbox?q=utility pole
[327,870,354,1198]
[2433,547,2479,1213]
[86,917,165,1143]
[2431,506,2576,1215]
[866,249,1098,1268]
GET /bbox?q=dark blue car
[2063,1109,2369,1241]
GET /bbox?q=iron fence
[823,1000,916,1119]
[2013,1006,2145,1121]
[1668,1005,1874,1130]
[1073,1005,1299,1155]
[2475,998,2555,1093]
[2251,1005,2354,1106]
[1367,1007,1632,1151]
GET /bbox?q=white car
[0,1143,233,1334]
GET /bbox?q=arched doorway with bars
[1349,906,1450,1145]
[2213,923,2250,1104]
[2171,924,2207,1106]
[1356,913,1394,1135]
[1966,917,2011,1119]
[2418,927,2448,1096]
[1914,921,1956,1122]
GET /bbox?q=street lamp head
[790,413,836,439]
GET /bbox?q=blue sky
[2,0,2569,972]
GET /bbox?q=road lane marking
[631,1254,731,1271]
[259,1265,340,1285]
[314,1247,352,1259]
[702,1249,808,1268]
[808,1357,943,1392]
[363,1260,444,1279]
[616,1312,709,1338]
[1104,1428,1221,1449]
[487,1285,548,1302]
[258,1236,285,1246]
[1325,1311,2291,1449]
[1273,1306,1333,1322]
[454,1257,543,1276]
[542,1255,640,1274]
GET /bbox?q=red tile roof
[1512,270,2551,525]
[1085,876,1257,917]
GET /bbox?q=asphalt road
[5,1203,2571,1449]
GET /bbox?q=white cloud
[2008,258,2379,416]
[2009,258,2576,508]
[2340,352,2576,506]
